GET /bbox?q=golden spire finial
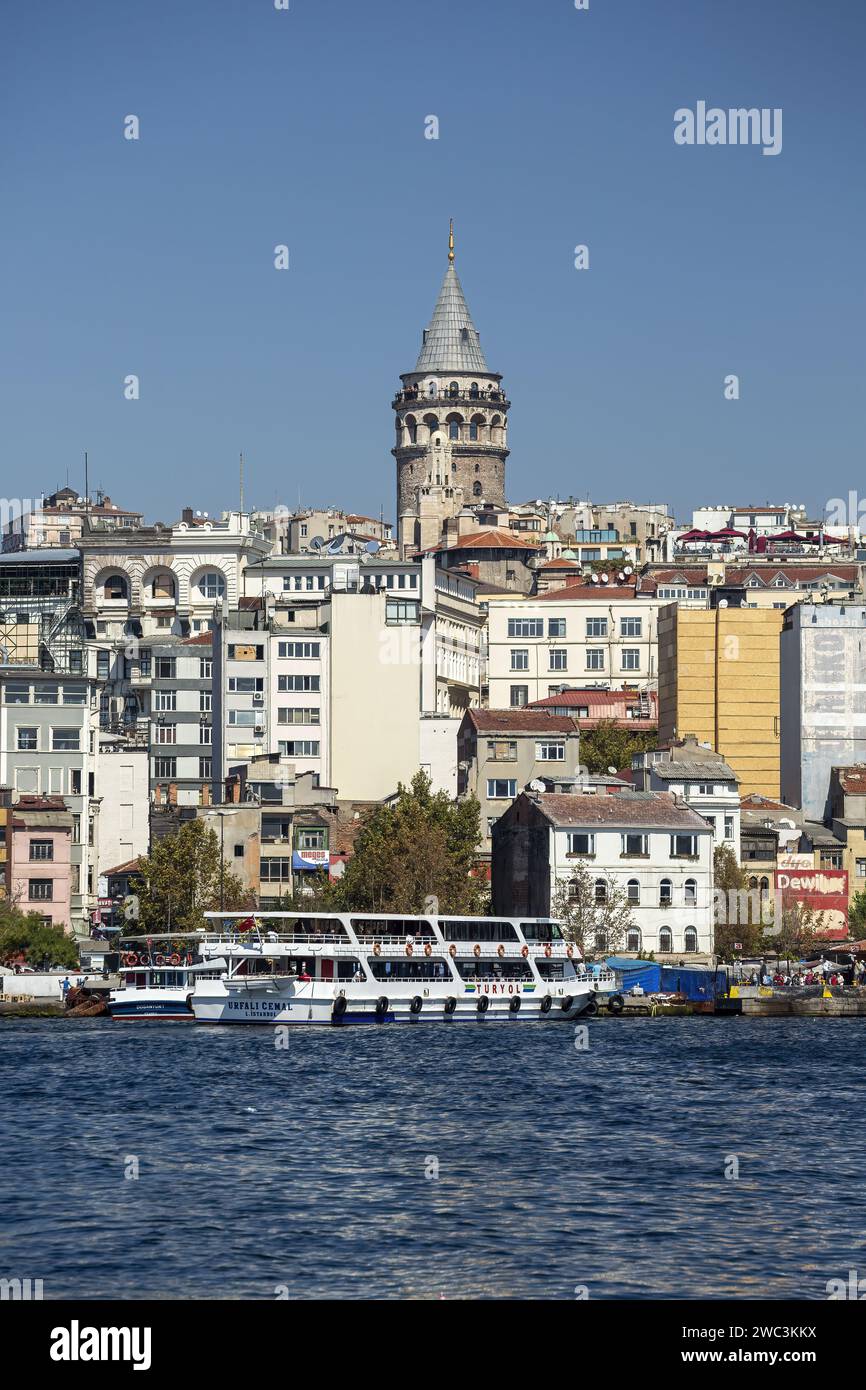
[448,218,455,264]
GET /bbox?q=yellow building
[657,605,784,799]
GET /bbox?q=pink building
[10,795,74,933]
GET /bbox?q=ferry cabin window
[456,959,533,981]
[368,958,450,981]
[440,919,518,942]
[535,959,568,981]
[336,958,363,981]
[350,917,436,939]
[520,920,563,942]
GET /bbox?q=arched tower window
[469,382,479,399]
[448,381,459,398]
[473,481,482,497]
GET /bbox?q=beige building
[657,605,784,799]
[457,709,581,856]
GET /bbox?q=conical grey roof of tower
[414,263,489,373]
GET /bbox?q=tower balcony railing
[392,388,509,408]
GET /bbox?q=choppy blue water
[1,1016,864,1300]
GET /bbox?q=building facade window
[28,880,53,901]
[486,779,517,799]
[510,649,529,671]
[586,649,604,671]
[510,685,528,708]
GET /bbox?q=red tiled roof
[464,709,578,735]
[183,632,213,645]
[438,528,542,552]
[835,766,866,794]
[104,858,143,877]
[530,791,710,830]
[528,689,658,725]
[539,558,580,571]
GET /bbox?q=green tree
[849,890,866,936]
[0,901,80,969]
[712,844,766,958]
[324,772,487,914]
[551,863,635,959]
[579,720,658,776]
[130,819,253,934]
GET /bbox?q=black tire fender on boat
[540,995,553,1014]
[584,996,598,1017]
[444,996,457,1014]
[375,995,389,1018]
[332,995,348,1019]
[608,994,625,1015]
[509,995,521,1013]
[410,995,423,1015]
[477,995,489,1013]
[560,995,574,1012]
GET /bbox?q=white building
[492,791,715,957]
[487,583,660,708]
[0,666,103,931]
[97,737,150,871]
[632,736,741,860]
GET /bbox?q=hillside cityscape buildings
[2,233,865,957]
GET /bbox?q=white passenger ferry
[190,912,617,1026]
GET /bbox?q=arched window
[748,876,758,890]
[428,381,437,397]
[684,928,698,953]
[659,927,673,953]
[627,878,640,905]
[659,877,673,906]
[423,413,439,435]
[451,462,457,473]
[469,422,478,441]
[197,571,226,600]
[469,382,479,399]
[150,572,175,600]
[405,414,417,444]
[472,481,482,497]
[594,878,607,905]
[449,421,459,440]
[759,876,770,896]
[626,928,641,952]
[684,877,697,906]
[474,463,480,473]
[103,573,129,601]
[448,381,459,398]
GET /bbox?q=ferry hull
[109,993,194,1021]
[191,982,596,1026]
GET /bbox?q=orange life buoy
[124,952,138,967]
[373,942,382,957]
[497,944,505,958]
[155,954,166,966]
[405,943,414,957]
[473,944,481,958]
[170,953,181,966]
[544,945,553,958]
[521,945,529,959]
[424,943,432,957]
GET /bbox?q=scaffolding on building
[0,551,88,674]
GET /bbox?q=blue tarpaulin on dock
[605,957,661,992]
[659,966,727,1000]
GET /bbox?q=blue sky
[1,0,864,526]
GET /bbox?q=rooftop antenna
[84,451,89,522]
[239,452,244,514]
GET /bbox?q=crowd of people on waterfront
[730,959,866,991]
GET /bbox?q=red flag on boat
[235,916,257,933]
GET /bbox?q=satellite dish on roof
[624,565,633,575]
[607,766,617,775]
[326,537,344,554]
[309,535,325,551]
[365,539,381,554]
[528,779,546,793]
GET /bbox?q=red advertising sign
[775,867,849,937]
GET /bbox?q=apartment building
[657,605,784,799]
[487,582,660,708]
[780,603,866,821]
[2,487,144,553]
[0,667,102,929]
[648,561,860,611]
[7,795,74,931]
[97,736,150,870]
[492,790,715,957]
[632,735,741,858]
[456,708,581,855]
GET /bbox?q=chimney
[182,507,194,524]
